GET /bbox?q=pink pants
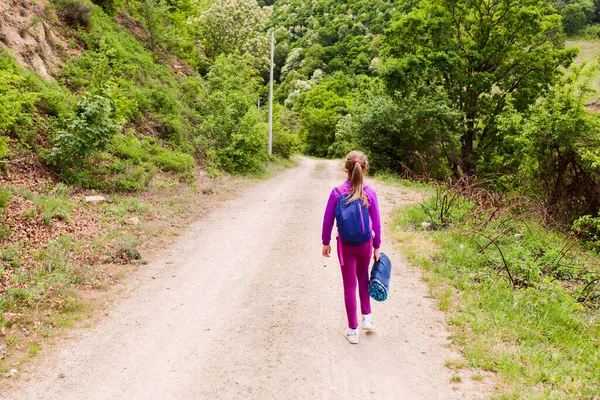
[337,237,372,329]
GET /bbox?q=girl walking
[322,151,381,344]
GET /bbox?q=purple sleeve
[322,189,339,246]
[367,187,382,249]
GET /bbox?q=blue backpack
[334,185,372,245]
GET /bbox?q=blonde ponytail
[344,151,369,206]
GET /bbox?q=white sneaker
[345,328,360,344]
[361,315,376,331]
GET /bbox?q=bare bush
[57,0,92,27]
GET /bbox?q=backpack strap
[334,185,349,195]
[335,184,368,195]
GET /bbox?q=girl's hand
[374,248,381,262]
[322,245,331,257]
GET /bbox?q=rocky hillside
[0,0,66,80]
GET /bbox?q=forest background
[1,0,600,397]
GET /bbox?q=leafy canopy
[381,0,577,176]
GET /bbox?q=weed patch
[392,183,600,399]
[19,189,75,226]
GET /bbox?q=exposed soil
[1,158,493,399]
[0,0,67,80]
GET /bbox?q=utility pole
[268,31,274,155]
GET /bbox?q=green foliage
[271,105,300,159]
[270,0,394,78]
[294,72,354,157]
[563,3,588,35]
[108,133,194,189]
[48,94,122,173]
[37,84,73,119]
[1,243,20,268]
[0,187,11,238]
[572,214,600,250]
[91,0,122,15]
[133,0,173,52]
[560,0,596,34]
[0,188,10,210]
[497,63,600,223]
[109,133,147,164]
[113,163,158,191]
[381,0,577,176]
[216,110,267,174]
[151,150,194,174]
[0,136,7,161]
[344,87,459,177]
[194,0,271,70]
[196,54,269,172]
[0,53,37,135]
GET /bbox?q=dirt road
[2,158,490,399]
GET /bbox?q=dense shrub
[580,24,600,38]
[271,108,300,159]
[151,150,194,174]
[91,0,122,15]
[572,214,600,251]
[56,0,92,27]
[110,133,147,164]
[0,55,37,134]
[48,94,121,172]
[216,111,267,174]
[108,133,193,186]
[562,3,588,34]
[497,65,600,223]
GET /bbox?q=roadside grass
[375,170,436,193]
[19,187,75,226]
[389,183,600,399]
[261,155,299,178]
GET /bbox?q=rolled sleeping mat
[368,252,391,302]
[368,279,388,302]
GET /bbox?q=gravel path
[2,158,490,399]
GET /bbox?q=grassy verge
[387,181,600,399]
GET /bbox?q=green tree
[193,0,271,70]
[562,3,587,35]
[134,0,173,52]
[498,63,600,222]
[382,0,577,178]
[197,54,269,172]
[349,88,460,177]
[294,72,354,157]
[49,94,122,171]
